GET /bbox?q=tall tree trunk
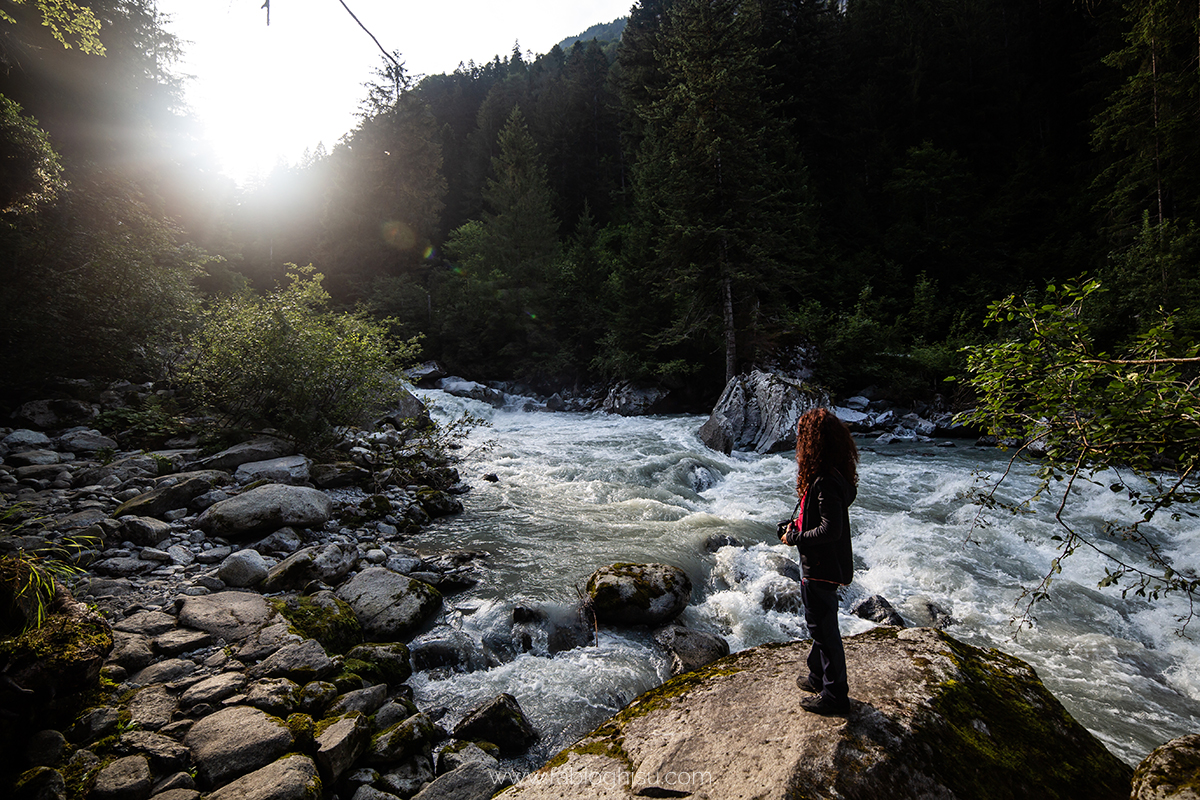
[722,270,736,384]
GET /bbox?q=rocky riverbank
[3,378,1196,800]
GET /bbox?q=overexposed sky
[155,0,632,183]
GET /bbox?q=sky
[155,0,633,184]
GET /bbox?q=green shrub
[183,265,417,452]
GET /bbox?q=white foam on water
[404,392,1200,767]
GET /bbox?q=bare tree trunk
[723,272,736,385]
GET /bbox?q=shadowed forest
[3,0,1199,410]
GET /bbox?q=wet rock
[409,628,492,673]
[903,595,955,629]
[500,628,1132,800]
[653,624,731,676]
[451,693,537,755]
[205,754,320,800]
[197,484,333,538]
[184,705,294,788]
[703,532,743,552]
[1131,733,1200,800]
[600,381,670,416]
[852,594,907,627]
[335,567,443,641]
[585,563,691,627]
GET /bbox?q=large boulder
[335,567,442,641]
[698,369,829,454]
[234,455,312,486]
[452,693,538,755]
[1132,734,1200,800]
[600,381,669,416]
[177,591,274,643]
[197,484,333,538]
[114,470,233,519]
[205,754,321,800]
[198,436,295,472]
[498,627,1133,800]
[184,705,294,788]
[585,563,691,627]
[261,544,358,593]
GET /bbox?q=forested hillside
[3,0,1199,412]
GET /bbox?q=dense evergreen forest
[3,0,1199,412]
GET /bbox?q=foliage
[0,94,63,214]
[94,395,193,448]
[957,279,1200,625]
[183,266,419,453]
[0,504,94,634]
[0,0,105,54]
[0,164,205,384]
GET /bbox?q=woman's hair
[795,407,859,495]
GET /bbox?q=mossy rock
[345,642,412,686]
[270,591,363,655]
[585,562,692,626]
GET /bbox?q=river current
[403,389,1200,770]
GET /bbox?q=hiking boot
[796,674,820,694]
[800,693,851,716]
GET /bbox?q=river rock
[198,436,295,472]
[344,642,412,686]
[316,712,373,783]
[452,693,537,755]
[90,754,151,800]
[218,549,270,587]
[698,369,829,454]
[411,760,505,800]
[852,594,907,627]
[376,386,432,430]
[652,624,730,676]
[184,705,294,788]
[368,712,437,765]
[205,754,320,800]
[585,563,691,626]
[600,381,669,416]
[114,471,233,519]
[248,639,338,683]
[177,590,274,642]
[1131,733,1200,800]
[335,567,442,640]
[120,516,173,547]
[56,428,118,453]
[261,543,358,593]
[197,484,333,538]
[500,627,1132,799]
[234,455,312,486]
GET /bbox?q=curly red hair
[795,407,859,496]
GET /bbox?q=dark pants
[801,579,848,702]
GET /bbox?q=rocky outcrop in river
[500,626,1134,800]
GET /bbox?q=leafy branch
[956,278,1200,632]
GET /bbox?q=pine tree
[627,0,817,386]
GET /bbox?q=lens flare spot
[423,245,436,260]
[381,220,417,250]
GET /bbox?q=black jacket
[783,471,856,585]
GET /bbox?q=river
[401,389,1200,771]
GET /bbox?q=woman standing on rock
[779,407,858,715]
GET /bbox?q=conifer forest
[3,0,1200,411]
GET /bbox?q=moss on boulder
[501,627,1132,800]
